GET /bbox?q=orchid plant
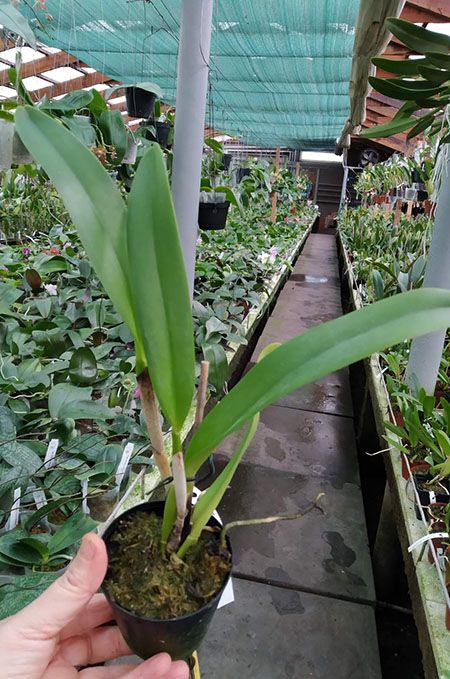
[15,105,450,560]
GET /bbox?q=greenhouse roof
[18,0,361,151]
[4,1,449,152]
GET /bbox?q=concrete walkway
[198,234,382,678]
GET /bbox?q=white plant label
[115,443,134,491]
[33,489,47,510]
[44,439,59,469]
[6,487,21,530]
[81,479,89,514]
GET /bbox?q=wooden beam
[364,111,392,126]
[367,102,400,117]
[402,4,450,23]
[369,91,404,109]
[381,43,411,58]
[0,51,79,86]
[29,72,113,102]
[404,0,450,21]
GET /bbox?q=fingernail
[80,533,96,561]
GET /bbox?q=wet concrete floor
[198,233,382,678]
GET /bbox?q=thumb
[14,532,108,638]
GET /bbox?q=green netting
[22,1,360,150]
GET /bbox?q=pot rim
[101,500,232,624]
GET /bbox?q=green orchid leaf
[0,2,36,49]
[202,343,228,391]
[69,347,98,385]
[386,17,450,55]
[184,289,450,478]
[61,116,97,146]
[48,383,92,419]
[176,414,259,558]
[127,144,195,431]
[359,116,418,139]
[105,81,162,101]
[87,89,108,116]
[371,57,427,76]
[406,112,435,139]
[417,65,449,86]
[98,110,127,164]
[368,76,443,101]
[426,52,450,70]
[39,90,94,113]
[47,511,97,556]
[14,106,140,346]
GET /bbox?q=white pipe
[340,165,349,209]
[171,0,213,298]
[405,154,450,394]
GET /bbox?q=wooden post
[406,200,413,219]
[271,146,280,225]
[295,161,300,177]
[393,197,403,229]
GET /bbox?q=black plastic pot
[411,168,421,184]
[221,153,232,171]
[126,88,157,119]
[413,473,450,520]
[198,201,230,231]
[417,189,428,202]
[101,501,231,661]
[236,167,251,183]
[144,121,172,148]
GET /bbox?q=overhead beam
[366,102,400,117]
[404,0,450,21]
[402,5,450,22]
[29,72,114,102]
[0,51,79,86]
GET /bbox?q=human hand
[0,533,189,679]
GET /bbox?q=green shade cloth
[26,1,360,149]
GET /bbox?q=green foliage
[361,19,450,141]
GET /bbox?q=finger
[60,594,114,640]
[122,655,189,679]
[13,533,108,640]
[58,626,132,666]
[79,666,143,678]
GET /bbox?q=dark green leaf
[69,347,98,385]
[386,17,450,55]
[371,57,427,76]
[47,511,97,555]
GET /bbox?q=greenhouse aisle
[198,233,382,678]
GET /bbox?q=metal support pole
[405,154,450,394]
[339,165,349,209]
[171,0,213,299]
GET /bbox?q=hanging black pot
[417,189,428,202]
[101,501,231,661]
[220,153,232,171]
[144,121,172,148]
[198,200,230,230]
[236,167,251,183]
[411,168,421,184]
[126,87,158,119]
